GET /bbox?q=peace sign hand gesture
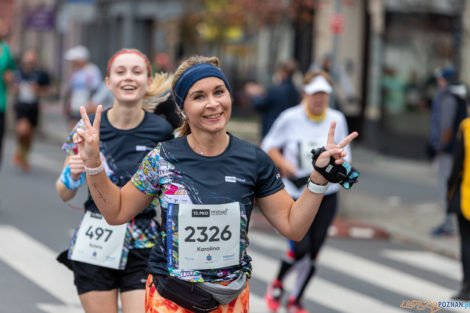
[314,121,358,169]
[74,105,103,167]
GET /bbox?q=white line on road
[249,230,463,312]
[382,249,461,281]
[0,225,80,306]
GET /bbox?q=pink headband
[106,50,151,77]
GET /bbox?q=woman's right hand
[68,154,85,180]
[74,105,102,168]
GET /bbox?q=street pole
[330,0,342,110]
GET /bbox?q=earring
[181,112,187,119]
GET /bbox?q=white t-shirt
[261,104,351,198]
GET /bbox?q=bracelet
[85,162,104,176]
[306,178,328,194]
[60,165,85,190]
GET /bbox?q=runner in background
[262,71,354,313]
[12,48,50,171]
[63,45,101,132]
[55,48,174,313]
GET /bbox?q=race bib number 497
[71,211,127,269]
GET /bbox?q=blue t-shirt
[132,134,284,282]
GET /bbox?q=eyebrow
[188,84,225,97]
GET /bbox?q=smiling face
[183,77,231,135]
[305,91,330,116]
[105,53,152,105]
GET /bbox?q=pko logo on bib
[192,209,210,217]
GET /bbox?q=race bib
[167,202,241,271]
[18,82,37,103]
[71,211,127,269]
[70,89,91,114]
[299,140,322,171]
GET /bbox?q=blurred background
[1,0,468,159]
[2,1,470,312]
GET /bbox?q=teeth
[206,114,221,118]
[122,86,136,90]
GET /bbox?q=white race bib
[70,89,90,114]
[174,202,241,271]
[18,82,37,103]
[299,140,323,171]
[71,211,127,269]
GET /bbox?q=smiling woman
[74,55,358,313]
[55,48,175,313]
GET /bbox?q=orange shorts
[145,274,250,313]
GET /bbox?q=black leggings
[458,212,470,283]
[276,193,338,301]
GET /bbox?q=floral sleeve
[131,145,161,196]
[61,119,85,156]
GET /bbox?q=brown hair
[172,55,221,137]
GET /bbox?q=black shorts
[14,102,39,127]
[69,248,151,295]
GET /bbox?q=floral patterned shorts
[145,274,250,313]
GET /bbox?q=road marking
[249,230,462,312]
[250,250,406,313]
[0,225,80,306]
[382,249,461,281]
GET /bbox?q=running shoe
[265,279,283,312]
[287,297,309,313]
[430,224,455,237]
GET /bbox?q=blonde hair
[172,55,221,137]
[142,72,173,112]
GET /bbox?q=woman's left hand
[315,121,358,168]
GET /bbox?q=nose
[206,94,220,108]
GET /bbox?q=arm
[440,95,457,146]
[257,122,358,241]
[267,148,296,178]
[56,155,84,202]
[74,105,154,225]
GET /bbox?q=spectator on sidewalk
[0,16,16,171]
[447,117,470,300]
[63,45,101,132]
[262,70,358,313]
[12,48,50,171]
[428,66,468,237]
[245,60,301,138]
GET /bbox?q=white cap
[64,45,90,61]
[303,75,332,95]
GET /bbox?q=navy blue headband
[173,63,231,108]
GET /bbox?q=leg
[79,290,119,313]
[454,212,470,300]
[432,153,456,236]
[15,118,32,171]
[121,290,146,313]
[287,193,338,312]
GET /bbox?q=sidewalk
[36,100,460,260]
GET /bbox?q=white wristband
[85,162,104,176]
[306,178,328,194]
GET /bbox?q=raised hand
[314,121,358,168]
[74,105,102,167]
